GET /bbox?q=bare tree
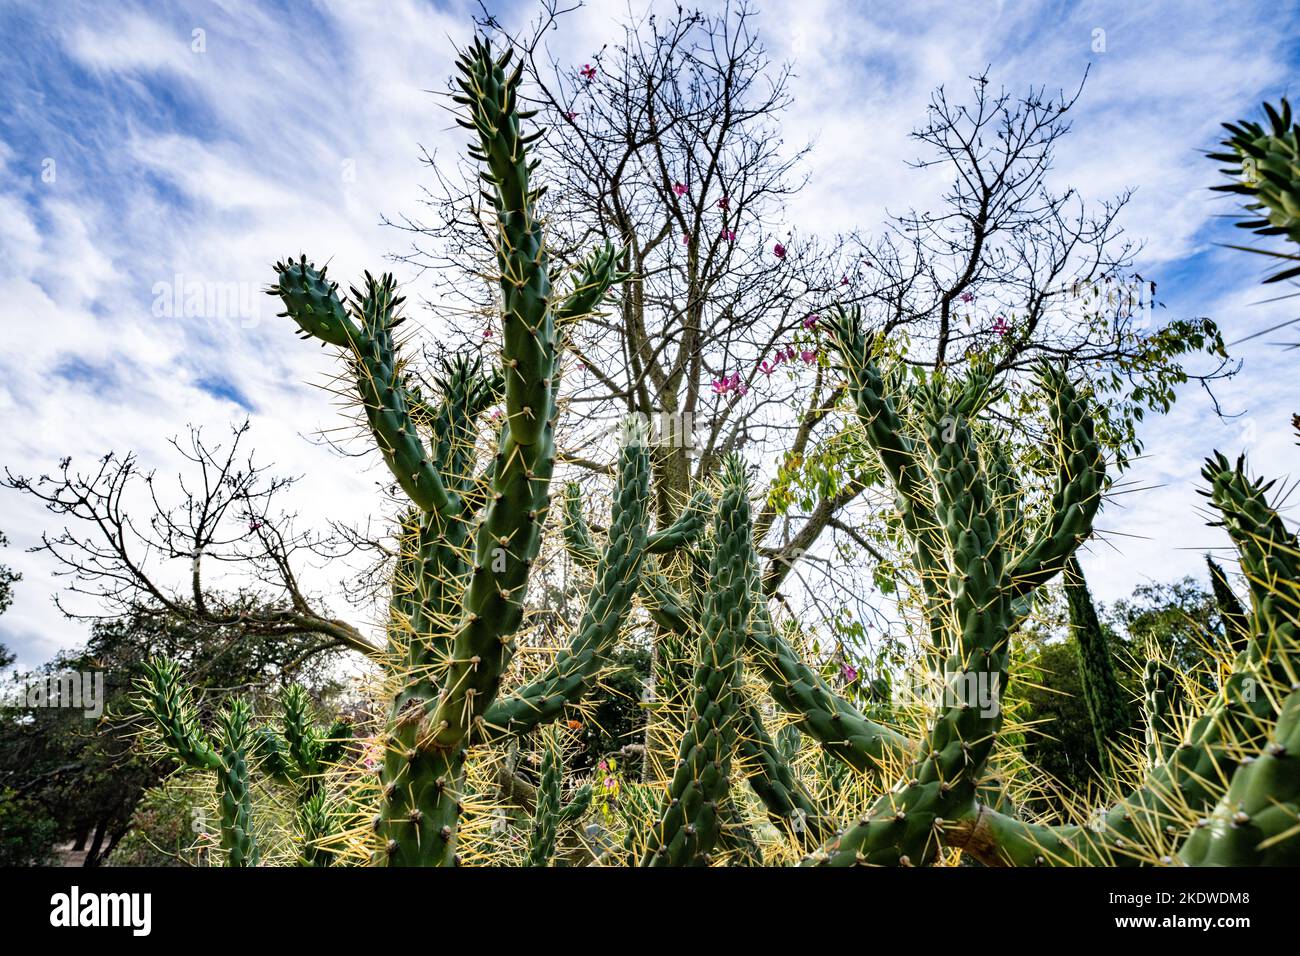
[3,422,377,663]
[390,3,1231,617]
[390,1,852,529]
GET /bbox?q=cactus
[268,37,634,865]
[1209,97,1300,283]
[801,307,1102,866]
[1141,658,1185,770]
[136,664,352,866]
[1179,686,1300,866]
[525,725,591,866]
[1063,554,1131,773]
[1207,555,1251,655]
[641,456,753,866]
[134,659,260,867]
[294,790,338,868]
[256,684,352,865]
[735,696,835,847]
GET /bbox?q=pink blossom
[711,372,746,396]
[841,664,859,682]
[717,196,730,210]
[489,409,503,421]
[580,63,597,81]
[565,110,577,122]
[840,275,849,286]
[759,359,775,376]
[992,315,1009,336]
[960,291,975,304]
[682,233,691,245]
[598,760,608,771]
[800,349,816,364]
[773,242,787,260]
[672,182,688,197]
[720,228,735,241]
[803,313,818,329]
[483,327,494,339]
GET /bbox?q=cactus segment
[481,418,651,739]
[646,489,713,554]
[642,457,753,865]
[1142,659,1185,770]
[1064,555,1131,772]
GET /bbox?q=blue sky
[1,0,1298,668]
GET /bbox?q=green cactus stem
[735,696,836,847]
[295,790,337,868]
[1142,659,1185,769]
[1207,555,1251,656]
[806,313,1103,866]
[1209,97,1300,283]
[134,659,261,867]
[213,698,259,868]
[642,456,753,866]
[1179,685,1300,866]
[481,417,651,739]
[526,725,565,866]
[1063,554,1131,773]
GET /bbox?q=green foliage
[106,776,207,867]
[0,787,58,866]
[1107,576,1219,685]
[0,530,19,618]
[567,645,649,777]
[1013,639,1140,805]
